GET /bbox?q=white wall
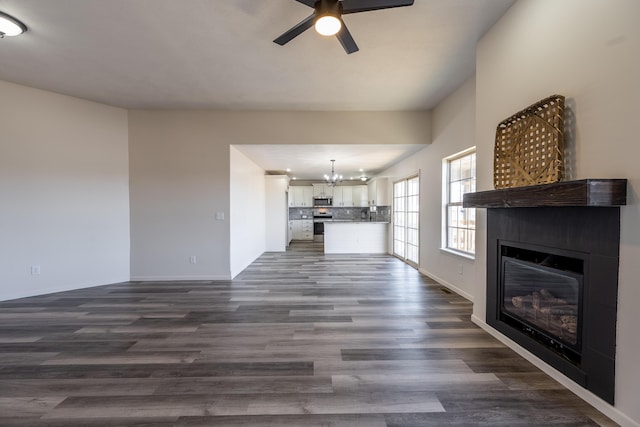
[128,111,232,280]
[230,147,266,276]
[0,80,130,301]
[475,1,640,425]
[379,78,476,300]
[128,111,430,280]
[265,176,289,253]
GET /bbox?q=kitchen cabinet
[289,186,313,207]
[367,177,389,206]
[332,186,353,207]
[351,185,368,207]
[288,188,296,207]
[312,183,333,198]
[292,219,313,240]
[291,220,301,239]
[367,181,376,206]
[301,219,313,240]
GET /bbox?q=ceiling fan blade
[336,20,359,54]
[295,0,317,6]
[274,14,315,46]
[341,0,414,14]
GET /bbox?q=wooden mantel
[463,179,627,208]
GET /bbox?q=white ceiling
[0,0,514,181]
[0,0,514,110]
[234,143,426,181]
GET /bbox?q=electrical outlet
[31,265,41,275]
[457,263,463,275]
[215,212,224,220]
[189,256,197,264]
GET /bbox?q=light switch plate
[216,212,225,220]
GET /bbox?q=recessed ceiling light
[0,11,27,37]
[286,168,291,172]
[292,177,297,180]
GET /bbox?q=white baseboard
[0,279,130,303]
[418,268,474,302]
[471,314,639,427]
[129,275,232,281]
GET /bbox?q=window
[444,149,476,256]
[393,175,419,266]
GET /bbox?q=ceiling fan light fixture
[314,0,342,36]
[315,15,341,36]
[0,11,27,37]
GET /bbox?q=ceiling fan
[274,0,415,54]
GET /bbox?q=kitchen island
[324,221,389,254]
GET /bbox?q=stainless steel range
[313,213,333,242]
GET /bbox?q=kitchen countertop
[324,220,390,223]
[291,218,390,223]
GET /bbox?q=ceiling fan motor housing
[315,0,343,21]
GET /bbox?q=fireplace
[500,243,584,364]
[463,179,626,405]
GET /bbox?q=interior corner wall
[0,80,130,301]
[230,146,266,277]
[475,1,640,425]
[379,77,476,301]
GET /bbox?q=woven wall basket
[494,95,565,189]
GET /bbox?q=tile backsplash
[289,206,390,222]
[288,208,314,220]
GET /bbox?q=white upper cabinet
[288,187,297,207]
[302,186,314,206]
[289,186,313,207]
[367,181,376,205]
[367,178,389,206]
[333,186,353,207]
[351,185,368,207]
[312,183,333,198]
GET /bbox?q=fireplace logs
[509,288,578,345]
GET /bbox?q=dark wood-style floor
[0,242,616,426]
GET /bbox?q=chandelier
[324,160,343,187]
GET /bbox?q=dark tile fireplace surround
[464,179,627,404]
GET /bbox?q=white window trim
[441,147,476,259]
[440,247,476,261]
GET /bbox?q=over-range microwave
[313,197,332,207]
